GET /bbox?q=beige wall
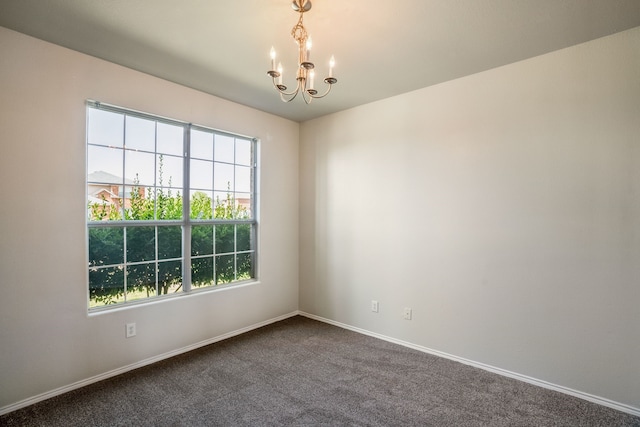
[300,27,640,410]
[0,26,299,410]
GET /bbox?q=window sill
[87,279,261,316]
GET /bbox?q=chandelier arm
[306,81,335,99]
[270,76,302,97]
[274,78,304,103]
[301,88,313,104]
[280,91,299,103]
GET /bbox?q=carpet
[1,316,638,426]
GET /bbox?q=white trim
[88,279,262,317]
[0,311,299,416]
[298,311,640,418]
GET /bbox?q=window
[86,101,257,309]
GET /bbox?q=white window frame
[86,100,258,311]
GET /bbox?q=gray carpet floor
[1,315,638,426]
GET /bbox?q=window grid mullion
[154,122,159,298]
[234,224,238,281]
[183,124,192,293]
[212,134,216,220]
[122,116,127,299]
[123,227,128,302]
[121,114,127,220]
[232,138,237,220]
[154,121,158,222]
[154,226,159,297]
[213,225,217,286]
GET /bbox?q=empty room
[0,0,639,425]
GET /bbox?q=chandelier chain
[291,12,307,45]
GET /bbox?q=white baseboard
[0,311,299,416]
[298,311,640,418]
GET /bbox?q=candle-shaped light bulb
[270,47,276,70]
[277,62,283,85]
[306,37,312,61]
[329,55,335,78]
[309,70,315,89]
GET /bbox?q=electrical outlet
[126,323,136,338]
[371,300,379,313]
[403,307,412,320]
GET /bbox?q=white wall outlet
[371,300,379,313]
[403,307,412,320]
[126,322,136,338]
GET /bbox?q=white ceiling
[1,0,639,122]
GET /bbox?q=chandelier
[267,0,337,104]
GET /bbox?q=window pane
[215,135,234,163]
[87,146,123,182]
[124,185,154,220]
[235,165,251,193]
[216,224,235,254]
[158,226,182,259]
[190,190,213,220]
[88,185,122,220]
[215,254,235,284]
[89,227,124,266]
[88,109,123,147]
[237,253,253,281]
[125,115,155,152]
[158,260,182,294]
[192,225,213,256]
[125,150,155,187]
[191,159,213,190]
[191,257,213,288]
[213,191,233,219]
[235,138,252,166]
[158,154,183,188]
[235,192,251,219]
[156,187,182,220]
[236,224,251,252]
[89,266,124,306]
[127,263,156,296]
[214,162,234,191]
[127,226,155,263]
[191,129,213,160]
[87,161,126,219]
[157,122,183,156]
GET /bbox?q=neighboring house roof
[87,194,114,205]
[88,170,135,185]
[91,188,120,199]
